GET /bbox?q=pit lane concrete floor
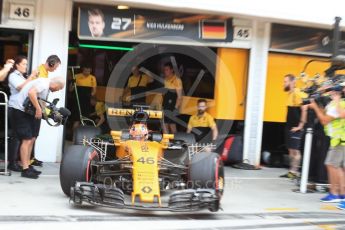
[0,163,345,230]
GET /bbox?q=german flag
[201,20,227,40]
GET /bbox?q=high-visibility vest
[324,100,345,147]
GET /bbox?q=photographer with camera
[308,88,345,204]
[30,55,61,167]
[281,74,308,179]
[8,77,65,179]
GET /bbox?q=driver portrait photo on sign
[87,8,105,38]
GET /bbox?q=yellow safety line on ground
[265,208,299,212]
[320,204,340,211]
[317,224,336,230]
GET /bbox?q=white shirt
[10,78,50,111]
[326,101,340,119]
[8,70,26,96]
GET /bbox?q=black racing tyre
[74,126,101,145]
[188,152,224,196]
[174,132,196,145]
[60,145,98,196]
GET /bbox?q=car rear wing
[107,108,163,119]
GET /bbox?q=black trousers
[8,108,20,164]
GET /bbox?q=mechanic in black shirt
[123,66,153,106]
[162,62,183,134]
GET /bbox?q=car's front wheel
[59,145,98,196]
[188,152,224,196]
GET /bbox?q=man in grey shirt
[10,77,65,179]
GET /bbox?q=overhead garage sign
[78,5,233,45]
[269,23,344,55]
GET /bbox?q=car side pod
[168,189,221,212]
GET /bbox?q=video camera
[23,97,71,126]
[299,16,345,106]
[301,76,345,106]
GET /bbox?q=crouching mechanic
[308,88,345,205]
[9,77,65,179]
[187,99,218,143]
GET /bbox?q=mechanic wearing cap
[281,74,308,179]
[162,62,183,134]
[308,87,345,205]
[123,66,153,106]
[187,99,218,143]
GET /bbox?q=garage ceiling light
[79,43,133,51]
[117,5,129,10]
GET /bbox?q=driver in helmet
[129,123,149,141]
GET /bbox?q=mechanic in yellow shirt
[123,66,152,105]
[187,99,218,143]
[75,66,97,96]
[90,96,110,133]
[36,55,61,78]
[162,62,183,134]
[281,74,308,179]
[72,65,98,129]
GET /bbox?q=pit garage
[63,3,250,157]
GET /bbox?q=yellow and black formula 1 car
[60,106,224,212]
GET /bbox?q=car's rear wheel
[74,126,101,145]
[188,152,224,195]
[60,145,99,196]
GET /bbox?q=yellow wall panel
[169,48,249,120]
[214,48,248,120]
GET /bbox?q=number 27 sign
[9,4,34,21]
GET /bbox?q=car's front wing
[70,182,221,212]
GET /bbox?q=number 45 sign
[234,27,252,41]
[9,4,34,21]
